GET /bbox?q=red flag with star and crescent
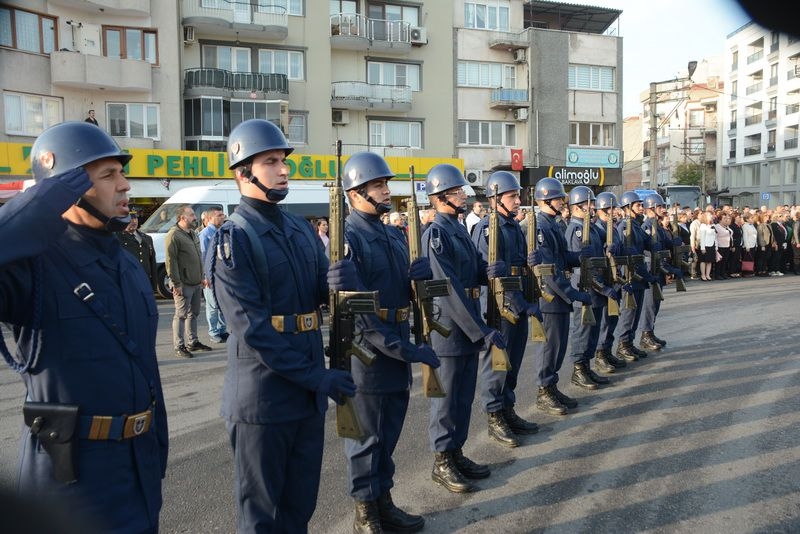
[510,148,523,171]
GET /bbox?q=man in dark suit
[116,210,158,291]
[84,109,99,126]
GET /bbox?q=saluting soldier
[421,164,507,494]
[0,122,168,533]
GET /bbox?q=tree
[673,162,703,186]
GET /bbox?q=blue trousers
[614,288,645,344]
[203,286,227,338]
[569,303,602,364]
[479,315,529,413]
[429,353,478,452]
[533,312,570,387]
[597,305,619,352]
[639,285,663,331]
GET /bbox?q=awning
[0,181,24,199]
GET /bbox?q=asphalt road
[2,275,799,533]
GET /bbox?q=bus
[634,186,703,210]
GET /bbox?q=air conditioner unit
[514,108,529,121]
[183,26,195,44]
[465,169,484,185]
[332,109,350,125]
[513,49,526,63]
[409,26,427,45]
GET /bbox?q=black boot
[354,500,383,534]
[587,366,610,385]
[639,331,662,351]
[594,351,616,374]
[487,410,520,448]
[616,342,639,362]
[598,348,627,369]
[631,344,648,358]
[432,452,475,493]
[452,448,490,479]
[650,331,667,346]
[502,406,539,435]
[377,491,424,533]
[553,385,578,408]
[536,385,567,415]
[571,362,598,390]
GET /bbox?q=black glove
[579,246,593,259]
[622,283,633,294]
[573,291,591,305]
[410,344,440,368]
[505,292,528,318]
[600,286,620,301]
[624,247,638,256]
[484,329,506,350]
[527,248,542,267]
[318,369,356,405]
[327,260,359,291]
[644,272,659,285]
[671,266,684,279]
[408,257,433,281]
[672,237,683,247]
[651,241,663,253]
[527,302,543,323]
[608,243,622,256]
[486,260,507,279]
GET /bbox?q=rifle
[603,212,621,316]
[484,183,514,371]
[407,165,447,397]
[648,218,665,302]
[525,199,546,342]
[622,217,643,310]
[671,244,690,292]
[326,141,380,440]
[577,208,597,326]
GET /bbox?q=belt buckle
[296,312,317,333]
[123,411,151,439]
[271,315,285,332]
[397,308,409,322]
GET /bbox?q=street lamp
[648,61,697,190]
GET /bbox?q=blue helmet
[568,186,595,206]
[31,121,132,182]
[595,192,617,210]
[485,171,521,198]
[643,192,666,209]
[342,151,394,191]
[425,164,468,196]
[534,177,566,201]
[227,119,293,169]
[619,191,642,209]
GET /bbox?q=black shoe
[553,386,578,408]
[174,345,193,359]
[571,363,598,390]
[639,332,662,352]
[536,385,567,416]
[354,500,383,534]
[502,406,539,435]
[616,343,639,362]
[587,367,610,385]
[650,332,666,346]
[631,345,648,358]
[377,492,424,533]
[599,349,627,369]
[452,449,490,479]
[594,353,616,374]
[487,411,520,448]
[187,340,213,352]
[432,452,476,493]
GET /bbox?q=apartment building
[1,0,626,211]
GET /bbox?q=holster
[23,401,79,484]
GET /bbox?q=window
[688,138,704,155]
[4,92,62,135]
[274,0,303,16]
[457,61,516,88]
[0,7,56,54]
[367,2,419,25]
[107,103,159,139]
[369,120,422,149]
[258,49,304,80]
[688,109,704,128]
[458,120,516,146]
[330,1,357,14]
[287,113,307,144]
[464,1,510,31]
[568,122,614,147]
[568,65,615,91]
[103,26,158,64]
[368,61,420,91]
[730,50,738,71]
[183,97,286,148]
[202,45,251,72]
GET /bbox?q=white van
[140,183,331,298]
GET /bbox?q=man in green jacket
[166,204,213,358]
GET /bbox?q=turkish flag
[510,148,523,171]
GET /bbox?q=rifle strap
[229,212,271,293]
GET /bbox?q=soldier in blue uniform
[639,193,684,351]
[564,186,617,390]
[421,164,506,494]
[208,119,357,533]
[614,191,658,363]
[471,171,541,449]
[528,178,591,416]
[593,192,628,374]
[0,121,169,533]
[340,152,440,533]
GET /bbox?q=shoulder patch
[537,229,544,244]
[575,229,582,239]
[483,226,489,238]
[431,227,443,255]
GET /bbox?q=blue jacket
[535,211,582,313]
[616,216,656,290]
[565,215,608,308]
[210,199,331,422]
[0,174,168,533]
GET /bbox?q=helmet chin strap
[358,189,391,214]
[498,199,517,218]
[75,197,130,232]
[242,166,288,202]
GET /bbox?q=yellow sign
[0,143,462,181]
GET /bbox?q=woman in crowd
[728,213,744,277]
[714,213,733,280]
[741,213,758,277]
[699,211,718,281]
[315,217,330,258]
[769,212,786,276]
[755,212,773,277]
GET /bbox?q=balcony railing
[746,50,763,64]
[331,81,412,111]
[787,104,800,115]
[744,114,762,126]
[490,88,529,109]
[743,146,761,156]
[184,68,288,95]
[785,138,799,149]
[330,13,410,45]
[487,30,528,50]
[745,82,762,95]
[182,0,288,40]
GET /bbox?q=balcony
[746,50,763,64]
[743,146,761,156]
[330,13,412,54]
[489,88,529,110]
[786,138,799,149]
[488,30,528,50]
[744,114,762,126]
[50,51,151,92]
[331,81,412,111]
[745,82,762,95]
[184,68,288,99]
[182,0,288,41]
[49,0,149,16]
